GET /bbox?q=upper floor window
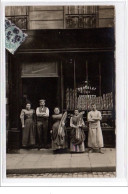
[64,6,98,29]
[5,6,28,30]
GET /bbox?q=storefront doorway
[22,77,59,114]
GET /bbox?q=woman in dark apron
[51,107,67,152]
[20,102,36,148]
[70,110,85,153]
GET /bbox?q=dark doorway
[22,78,59,114]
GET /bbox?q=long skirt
[70,128,85,153]
[52,121,67,150]
[22,118,35,146]
[88,127,104,148]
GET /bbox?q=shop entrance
[22,77,59,114]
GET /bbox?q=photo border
[0,0,128,187]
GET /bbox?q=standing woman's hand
[22,125,25,128]
[62,122,65,127]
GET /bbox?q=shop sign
[21,62,58,77]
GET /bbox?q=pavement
[6,148,116,175]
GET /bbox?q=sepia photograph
[5,4,116,179]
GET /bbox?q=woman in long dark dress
[20,103,35,148]
[70,109,85,153]
[51,107,67,151]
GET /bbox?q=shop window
[63,54,114,112]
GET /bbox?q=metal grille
[65,6,98,29]
[6,16,28,30]
[6,6,29,30]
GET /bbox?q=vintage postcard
[0,0,127,187]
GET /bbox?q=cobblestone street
[7,172,116,178]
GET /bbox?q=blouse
[20,109,35,126]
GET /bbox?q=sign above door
[21,61,58,77]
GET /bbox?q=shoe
[46,144,51,149]
[88,149,93,153]
[38,145,42,150]
[45,145,50,149]
[99,149,104,154]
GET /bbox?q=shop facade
[7,27,115,150]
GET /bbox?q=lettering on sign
[21,62,58,77]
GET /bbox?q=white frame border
[0,0,128,187]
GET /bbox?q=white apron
[88,110,104,148]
